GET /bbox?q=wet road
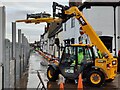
[26,52,120,90]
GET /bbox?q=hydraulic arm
[16,17,62,24]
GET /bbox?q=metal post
[0,6,6,89]
[24,36,28,69]
[25,37,28,67]
[27,38,29,64]
[18,29,21,78]
[114,6,117,56]
[22,34,24,72]
[23,36,26,69]
[12,22,16,88]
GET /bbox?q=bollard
[78,74,83,90]
[58,74,65,90]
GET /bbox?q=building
[40,21,63,58]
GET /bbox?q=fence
[0,6,31,89]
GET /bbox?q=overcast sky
[0,0,69,42]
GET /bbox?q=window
[84,48,92,60]
[93,46,99,58]
[71,18,75,28]
[61,46,76,64]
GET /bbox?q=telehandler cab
[47,2,118,86]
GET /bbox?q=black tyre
[87,70,105,87]
[106,79,114,83]
[47,66,58,81]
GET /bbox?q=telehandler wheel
[87,70,105,87]
[47,66,58,81]
[106,79,114,83]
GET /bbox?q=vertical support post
[18,29,21,78]
[25,37,28,68]
[24,36,28,69]
[12,22,16,88]
[23,36,26,69]
[117,6,120,51]
[22,34,24,72]
[114,6,117,56]
[0,6,6,89]
[26,38,30,64]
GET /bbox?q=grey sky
[1,0,68,42]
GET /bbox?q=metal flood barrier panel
[4,37,30,88]
[2,24,31,88]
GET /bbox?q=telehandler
[16,2,118,86]
[46,2,118,86]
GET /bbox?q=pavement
[27,51,48,89]
[26,51,120,90]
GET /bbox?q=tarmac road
[26,51,120,90]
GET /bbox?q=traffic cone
[60,82,64,90]
[78,74,83,90]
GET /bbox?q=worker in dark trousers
[118,50,120,73]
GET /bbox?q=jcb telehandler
[47,2,118,86]
[16,2,118,87]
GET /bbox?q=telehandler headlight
[112,60,116,65]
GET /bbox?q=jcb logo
[79,16,87,26]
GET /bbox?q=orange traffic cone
[78,74,83,90]
[60,82,64,90]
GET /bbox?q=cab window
[61,46,76,63]
[84,47,92,60]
